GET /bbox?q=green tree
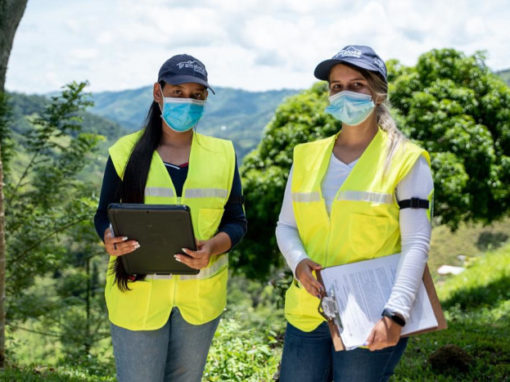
[3,81,113,370]
[5,82,103,328]
[235,48,510,279]
[34,218,111,370]
[1,84,128,370]
[390,49,510,228]
[0,0,29,367]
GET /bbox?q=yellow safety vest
[105,130,235,330]
[285,128,431,332]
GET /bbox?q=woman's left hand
[175,232,231,270]
[175,240,214,270]
[365,316,402,351]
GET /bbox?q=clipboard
[107,203,199,275]
[317,258,447,351]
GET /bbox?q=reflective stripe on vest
[336,190,393,204]
[180,254,228,280]
[292,191,321,202]
[292,190,394,204]
[145,187,228,200]
[145,187,175,198]
[184,188,228,199]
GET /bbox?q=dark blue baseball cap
[314,45,387,83]
[158,54,215,94]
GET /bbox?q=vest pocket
[107,280,152,329]
[348,214,389,258]
[176,267,228,325]
[284,280,323,331]
[198,208,224,239]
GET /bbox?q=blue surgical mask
[159,89,205,132]
[325,90,375,126]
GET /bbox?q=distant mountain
[8,92,127,141]
[5,91,129,186]
[497,69,510,86]
[90,86,301,160]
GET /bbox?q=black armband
[398,197,429,209]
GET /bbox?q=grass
[2,224,510,381]
[394,244,510,381]
[428,217,510,281]
[0,363,114,382]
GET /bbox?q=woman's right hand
[104,227,140,256]
[295,259,324,298]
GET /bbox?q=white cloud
[5,0,510,94]
[70,48,98,60]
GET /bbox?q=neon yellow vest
[105,130,235,330]
[285,128,430,332]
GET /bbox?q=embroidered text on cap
[176,60,206,76]
[335,47,362,59]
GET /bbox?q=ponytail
[358,68,407,173]
[376,102,406,173]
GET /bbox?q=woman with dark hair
[94,54,247,382]
[275,45,433,381]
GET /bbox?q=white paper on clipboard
[320,253,438,350]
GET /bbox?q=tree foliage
[3,82,113,367]
[5,81,103,312]
[235,48,510,279]
[390,49,510,227]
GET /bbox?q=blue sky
[6,0,510,94]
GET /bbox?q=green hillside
[8,91,126,141]
[90,86,300,160]
[497,68,510,85]
[6,91,129,187]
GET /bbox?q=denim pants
[110,307,220,382]
[279,322,408,382]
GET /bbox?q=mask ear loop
[158,83,165,113]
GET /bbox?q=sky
[6,0,510,94]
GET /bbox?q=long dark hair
[113,82,164,290]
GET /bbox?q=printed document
[320,253,438,350]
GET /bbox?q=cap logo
[373,58,384,69]
[335,47,362,59]
[176,60,206,76]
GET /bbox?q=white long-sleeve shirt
[275,154,433,321]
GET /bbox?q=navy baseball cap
[158,54,215,94]
[314,45,387,83]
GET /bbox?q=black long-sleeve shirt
[94,156,247,248]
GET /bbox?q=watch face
[382,309,405,326]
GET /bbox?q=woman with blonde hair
[276,45,433,381]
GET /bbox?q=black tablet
[107,203,199,275]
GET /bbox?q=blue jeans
[110,307,220,382]
[279,322,408,382]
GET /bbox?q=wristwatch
[382,308,406,327]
